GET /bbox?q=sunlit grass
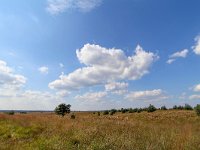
[0,110,200,149]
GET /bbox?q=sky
[0,0,200,110]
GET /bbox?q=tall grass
[0,110,200,149]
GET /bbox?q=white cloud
[49,44,158,92]
[75,91,107,102]
[192,36,200,55]
[59,63,64,68]
[46,0,102,15]
[125,89,168,102]
[38,66,49,74]
[189,95,200,100]
[166,59,175,64]
[193,84,200,92]
[0,90,64,110]
[167,49,188,64]
[105,82,128,95]
[0,60,26,96]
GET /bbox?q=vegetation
[147,104,157,112]
[5,111,15,115]
[161,105,167,110]
[70,113,76,119]
[195,104,200,116]
[0,110,200,149]
[54,103,71,117]
[103,110,109,115]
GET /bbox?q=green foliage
[110,109,117,115]
[184,104,193,110]
[70,114,76,119]
[5,111,15,115]
[173,105,178,109]
[161,106,167,110]
[103,110,109,115]
[147,104,157,113]
[54,103,71,117]
[195,104,200,116]
[137,108,143,113]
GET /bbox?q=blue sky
[0,0,200,110]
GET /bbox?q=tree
[161,105,167,110]
[55,103,71,117]
[184,104,193,110]
[147,104,157,112]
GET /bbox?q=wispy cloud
[167,49,188,64]
[46,0,102,15]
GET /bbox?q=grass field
[0,110,200,150]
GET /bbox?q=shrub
[97,112,100,116]
[195,104,200,116]
[128,108,134,113]
[70,114,76,119]
[173,105,178,110]
[184,104,193,110]
[161,106,167,110]
[103,110,109,115]
[177,105,184,110]
[110,109,117,115]
[20,111,27,114]
[137,108,143,113]
[6,111,15,115]
[147,104,157,112]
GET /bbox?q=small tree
[195,104,200,116]
[147,104,157,112]
[184,104,193,110]
[161,106,167,110]
[55,103,71,117]
[173,105,178,110]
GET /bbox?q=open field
[0,110,200,150]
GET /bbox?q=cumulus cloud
[193,84,200,92]
[192,36,200,55]
[38,66,49,74]
[0,60,26,96]
[125,89,168,102]
[46,0,102,15]
[49,44,158,92]
[167,49,188,64]
[75,91,107,102]
[105,82,128,95]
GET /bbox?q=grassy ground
[0,110,200,150]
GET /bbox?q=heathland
[0,110,200,150]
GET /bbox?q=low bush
[5,111,15,115]
[70,114,76,119]
[103,110,109,115]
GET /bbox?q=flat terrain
[0,110,200,150]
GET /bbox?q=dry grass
[0,110,200,150]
